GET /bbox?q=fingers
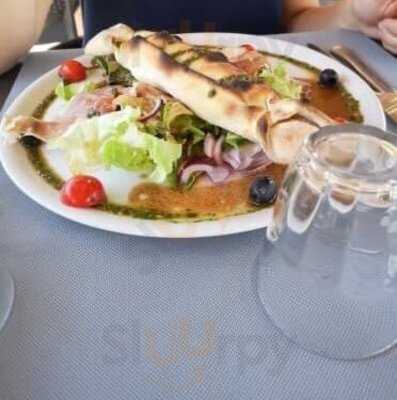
[361,25,381,40]
[382,1,397,20]
[378,18,397,53]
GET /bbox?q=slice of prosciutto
[2,86,132,142]
[2,116,72,142]
[2,81,171,143]
[62,86,122,120]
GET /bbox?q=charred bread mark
[146,31,182,48]
[204,51,228,63]
[127,35,246,101]
[226,79,253,91]
[257,114,269,139]
[158,49,191,76]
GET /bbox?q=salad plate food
[0,25,386,238]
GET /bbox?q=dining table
[0,29,396,400]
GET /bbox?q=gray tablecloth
[0,30,396,400]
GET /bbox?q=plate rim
[0,33,387,238]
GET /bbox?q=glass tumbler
[0,267,14,333]
[256,124,397,360]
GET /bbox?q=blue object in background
[81,0,283,40]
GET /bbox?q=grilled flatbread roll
[117,36,270,147]
[86,24,335,164]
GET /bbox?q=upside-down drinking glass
[257,124,397,360]
[0,267,14,333]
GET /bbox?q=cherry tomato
[58,60,87,83]
[241,43,257,52]
[334,116,348,124]
[60,175,107,208]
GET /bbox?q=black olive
[249,176,278,206]
[319,68,338,88]
[19,135,42,148]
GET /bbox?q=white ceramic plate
[0,33,386,238]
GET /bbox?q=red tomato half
[60,175,107,208]
[58,60,87,83]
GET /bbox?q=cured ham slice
[2,116,71,142]
[3,86,131,141]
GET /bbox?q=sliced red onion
[249,151,272,169]
[204,134,216,158]
[237,143,263,170]
[213,135,224,165]
[207,165,231,183]
[181,140,269,186]
[241,143,262,158]
[222,143,264,170]
[138,98,163,122]
[223,148,241,169]
[198,162,273,187]
[238,161,273,177]
[180,163,230,184]
[238,156,253,171]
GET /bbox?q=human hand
[351,0,397,53]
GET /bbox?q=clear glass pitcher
[256,124,397,360]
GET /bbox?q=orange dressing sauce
[129,164,286,220]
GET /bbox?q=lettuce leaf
[92,55,118,75]
[101,140,154,172]
[259,63,302,100]
[92,55,135,86]
[109,66,136,86]
[49,107,182,183]
[225,132,249,149]
[55,80,96,101]
[162,101,206,143]
[162,101,193,132]
[141,134,182,182]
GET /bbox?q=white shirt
[0,0,52,74]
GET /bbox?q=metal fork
[307,43,397,124]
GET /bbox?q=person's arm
[284,0,397,53]
[283,0,358,32]
[0,0,52,75]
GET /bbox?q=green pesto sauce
[208,88,217,98]
[337,84,363,123]
[169,49,192,59]
[183,54,203,67]
[96,203,262,223]
[26,146,64,190]
[32,92,56,119]
[26,91,64,189]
